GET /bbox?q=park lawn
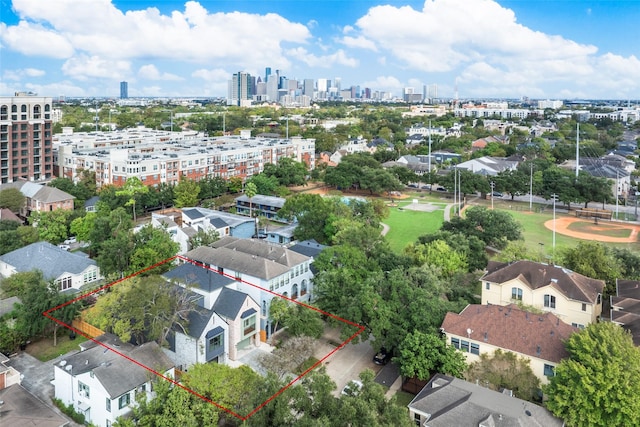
[567,221,632,238]
[384,206,444,253]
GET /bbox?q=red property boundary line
[43,255,365,421]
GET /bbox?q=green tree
[465,349,541,401]
[396,330,466,380]
[405,239,468,277]
[174,178,201,208]
[441,206,523,250]
[258,336,317,379]
[116,177,149,222]
[544,322,640,426]
[228,176,243,193]
[559,241,621,295]
[29,209,74,243]
[0,187,26,212]
[246,173,279,195]
[69,212,97,243]
[129,224,180,275]
[264,157,308,187]
[188,228,220,250]
[283,304,324,339]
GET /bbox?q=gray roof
[409,374,563,427]
[183,208,205,220]
[0,241,97,280]
[84,195,100,208]
[288,239,327,258]
[209,217,229,229]
[185,207,253,229]
[60,334,173,399]
[0,384,69,427]
[163,262,236,293]
[235,194,286,208]
[0,296,21,317]
[212,287,252,320]
[4,181,76,203]
[184,236,310,280]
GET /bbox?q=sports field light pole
[552,193,557,258]
[529,162,533,212]
[490,181,495,210]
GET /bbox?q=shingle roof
[163,262,236,293]
[184,236,310,280]
[212,287,251,319]
[0,241,97,280]
[183,208,205,220]
[60,334,173,399]
[235,194,286,208]
[0,208,21,222]
[288,239,327,258]
[209,217,229,229]
[441,304,577,363]
[616,279,640,299]
[483,260,604,304]
[408,374,563,427]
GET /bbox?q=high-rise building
[227,72,253,106]
[120,81,128,99]
[0,93,54,183]
[265,67,272,82]
[303,79,314,97]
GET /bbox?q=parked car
[373,348,392,365]
[58,244,70,251]
[341,380,363,396]
[407,184,418,188]
[491,191,503,197]
[421,185,431,190]
[64,236,77,245]
[436,187,447,192]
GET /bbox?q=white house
[0,241,102,292]
[182,236,313,341]
[53,334,174,427]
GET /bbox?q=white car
[341,380,363,396]
[64,236,77,245]
[58,244,71,251]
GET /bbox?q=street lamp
[552,193,558,258]
[490,181,495,210]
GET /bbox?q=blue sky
[1,0,639,99]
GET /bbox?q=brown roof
[617,279,640,299]
[441,304,578,363]
[483,260,604,304]
[0,208,21,222]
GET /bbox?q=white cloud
[361,76,403,93]
[287,47,358,68]
[0,21,74,58]
[3,68,45,81]
[138,64,182,81]
[61,55,131,80]
[339,36,378,51]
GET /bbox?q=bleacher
[575,208,612,220]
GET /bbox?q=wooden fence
[71,318,104,338]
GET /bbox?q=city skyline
[1,0,639,100]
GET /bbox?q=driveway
[313,327,382,397]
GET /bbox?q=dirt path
[544,217,640,243]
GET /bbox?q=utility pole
[575,122,580,178]
[428,120,432,194]
[529,162,533,212]
[490,181,495,210]
[552,193,557,257]
[616,169,619,219]
[453,166,457,215]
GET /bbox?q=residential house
[611,279,640,345]
[235,194,287,222]
[162,262,261,369]
[440,304,577,384]
[408,373,563,427]
[454,156,518,176]
[0,181,74,217]
[84,195,100,212]
[1,352,21,390]
[471,135,508,151]
[0,242,102,292]
[182,236,313,341]
[53,334,174,427]
[0,208,22,223]
[481,260,605,328]
[0,379,69,427]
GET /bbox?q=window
[208,334,223,351]
[544,364,555,377]
[460,340,470,352]
[451,337,460,349]
[243,316,256,336]
[414,413,421,425]
[572,323,585,329]
[106,398,111,412]
[118,393,130,409]
[78,381,90,398]
[485,282,490,290]
[582,303,587,311]
[470,343,480,355]
[58,276,72,291]
[511,287,523,301]
[597,294,602,304]
[544,294,556,309]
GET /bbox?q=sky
[1,0,639,100]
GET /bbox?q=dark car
[373,348,392,365]
[491,191,503,197]
[436,187,447,192]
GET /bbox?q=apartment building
[0,93,54,183]
[57,132,315,188]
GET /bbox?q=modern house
[454,156,518,176]
[162,262,261,370]
[53,334,174,427]
[481,260,605,328]
[182,236,313,341]
[235,194,287,222]
[408,373,563,427]
[611,279,640,346]
[0,242,102,292]
[440,304,577,384]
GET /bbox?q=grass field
[26,333,87,362]
[567,221,632,238]
[384,203,444,253]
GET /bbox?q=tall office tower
[120,81,128,99]
[334,77,342,91]
[317,78,328,93]
[266,78,279,102]
[428,84,438,100]
[265,67,272,82]
[0,93,54,183]
[303,79,315,97]
[227,71,253,106]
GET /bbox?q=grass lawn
[384,205,444,252]
[567,221,632,238]
[394,390,416,407]
[26,333,87,362]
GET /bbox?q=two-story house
[611,279,640,345]
[235,194,287,222]
[162,262,261,370]
[182,236,313,341]
[53,334,174,427]
[481,260,604,328]
[441,304,577,384]
[0,241,102,292]
[0,181,75,217]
